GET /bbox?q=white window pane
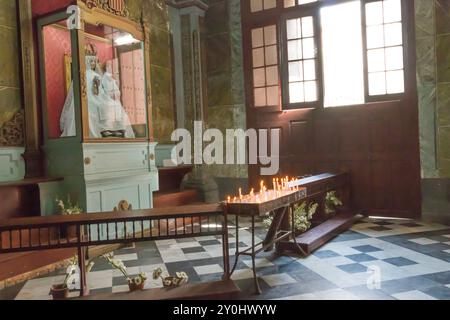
[386,70,404,93]
[369,72,387,95]
[250,0,263,12]
[303,59,316,81]
[287,19,301,40]
[383,0,402,23]
[385,46,404,70]
[304,81,317,102]
[321,1,365,107]
[264,0,277,10]
[254,87,267,106]
[252,48,265,67]
[367,25,385,49]
[384,22,403,47]
[264,25,277,45]
[252,28,264,48]
[289,61,303,82]
[302,17,314,37]
[368,48,386,72]
[266,86,279,106]
[365,1,384,26]
[265,45,278,65]
[290,82,304,103]
[288,40,302,61]
[302,37,315,59]
[266,66,279,86]
[298,0,317,5]
[366,1,383,26]
[253,68,266,87]
[284,0,296,8]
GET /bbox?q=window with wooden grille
[244,0,410,110]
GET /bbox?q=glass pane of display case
[80,23,147,139]
[41,19,75,139]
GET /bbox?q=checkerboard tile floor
[1,218,450,300]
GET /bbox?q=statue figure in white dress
[99,61,135,138]
[60,45,135,139]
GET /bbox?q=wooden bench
[77,280,241,300]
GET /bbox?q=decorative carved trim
[0,110,25,147]
[82,0,129,17]
[193,30,202,121]
[18,0,43,177]
[142,23,154,141]
[114,200,133,212]
[181,15,193,131]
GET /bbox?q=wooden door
[243,1,421,219]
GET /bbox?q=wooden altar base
[277,210,364,256]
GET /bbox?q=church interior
[0,0,449,301]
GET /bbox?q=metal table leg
[251,215,262,295]
[222,212,230,280]
[229,214,240,275]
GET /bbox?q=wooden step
[77,280,240,300]
[280,211,363,256]
[153,190,199,208]
[157,165,194,193]
[0,248,75,282]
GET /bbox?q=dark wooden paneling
[0,186,41,220]
[242,1,421,219]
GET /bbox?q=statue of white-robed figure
[60,51,135,139]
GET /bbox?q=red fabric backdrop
[43,25,114,138]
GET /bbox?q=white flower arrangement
[103,253,147,290]
[325,191,343,215]
[56,197,83,215]
[264,201,319,233]
[153,268,189,287]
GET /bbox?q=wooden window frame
[251,22,282,108]
[280,8,322,110]
[241,0,415,112]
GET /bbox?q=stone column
[18,0,44,178]
[168,0,219,203]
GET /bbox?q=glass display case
[38,6,149,142]
[33,1,159,221]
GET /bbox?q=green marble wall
[435,0,450,177]
[203,0,247,179]
[416,0,450,179]
[0,0,176,146]
[0,0,22,146]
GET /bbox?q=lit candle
[239,188,243,200]
[227,196,231,203]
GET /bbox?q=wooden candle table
[224,188,307,295]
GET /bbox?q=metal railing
[0,204,227,296]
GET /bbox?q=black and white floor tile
[1,218,450,300]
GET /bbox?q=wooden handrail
[0,203,224,230]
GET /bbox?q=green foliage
[325,191,343,215]
[263,201,319,233]
[56,196,83,215]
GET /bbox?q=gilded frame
[36,0,153,144]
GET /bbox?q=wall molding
[0,147,25,182]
